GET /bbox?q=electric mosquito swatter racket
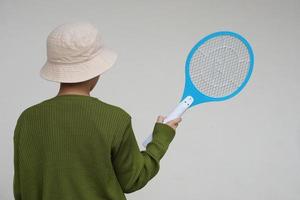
[143,31,254,147]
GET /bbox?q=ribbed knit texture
[13,94,176,200]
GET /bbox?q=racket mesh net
[189,35,250,98]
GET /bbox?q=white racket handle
[142,96,194,147]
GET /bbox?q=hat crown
[46,22,103,64]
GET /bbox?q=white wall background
[1,0,299,199]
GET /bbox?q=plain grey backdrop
[1,0,299,199]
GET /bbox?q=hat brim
[40,47,117,83]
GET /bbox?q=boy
[13,22,182,200]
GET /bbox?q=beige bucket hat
[40,22,117,83]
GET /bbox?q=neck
[57,84,91,97]
[57,91,91,96]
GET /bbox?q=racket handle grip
[142,96,193,147]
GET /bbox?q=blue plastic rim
[180,31,254,107]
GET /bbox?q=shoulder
[15,98,50,125]
[14,105,35,136]
[97,100,133,145]
[99,100,131,122]
[19,100,45,115]
[15,104,38,123]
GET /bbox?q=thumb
[169,117,182,124]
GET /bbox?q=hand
[156,115,182,131]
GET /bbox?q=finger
[157,115,165,123]
[170,117,182,124]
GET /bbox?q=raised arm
[111,117,177,193]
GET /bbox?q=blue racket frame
[181,31,254,107]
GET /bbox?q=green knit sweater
[13,94,176,200]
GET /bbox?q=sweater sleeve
[13,115,23,200]
[111,118,175,193]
